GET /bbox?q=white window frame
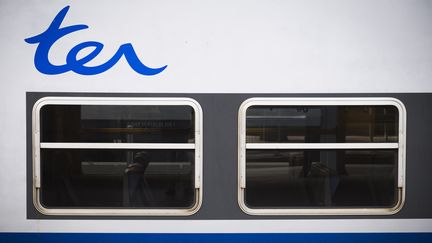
[238,97,406,215]
[32,97,203,216]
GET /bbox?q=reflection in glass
[246,106,398,143]
[40,149,195,208]
[40,105,195,143]
[245,150,397,208]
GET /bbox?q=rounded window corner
[387,187,405,215]
[385,97,407,113]
[183,189,203,216]
[33,190,52,216]
[237,189,256,216]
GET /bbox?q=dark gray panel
[26,92,432,219]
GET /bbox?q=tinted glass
[246,106,398,143]
[245,150,397,208]
[40,149,195,208]
[40,105,195,143]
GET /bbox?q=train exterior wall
[1,0,432,242]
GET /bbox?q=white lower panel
[0,219,431,233]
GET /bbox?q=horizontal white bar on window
[247,115,307,119]
[245,143,399,150]
[40,143,195,149]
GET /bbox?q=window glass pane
[245,149,397,208]
[40,105,195,143]
[246,106,398,143]
[40,149,195,208]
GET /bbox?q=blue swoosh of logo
[25,6,167,76]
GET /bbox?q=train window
[32,97,202,216]
[238,98,406,215]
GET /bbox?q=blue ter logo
[25,6,167,76]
